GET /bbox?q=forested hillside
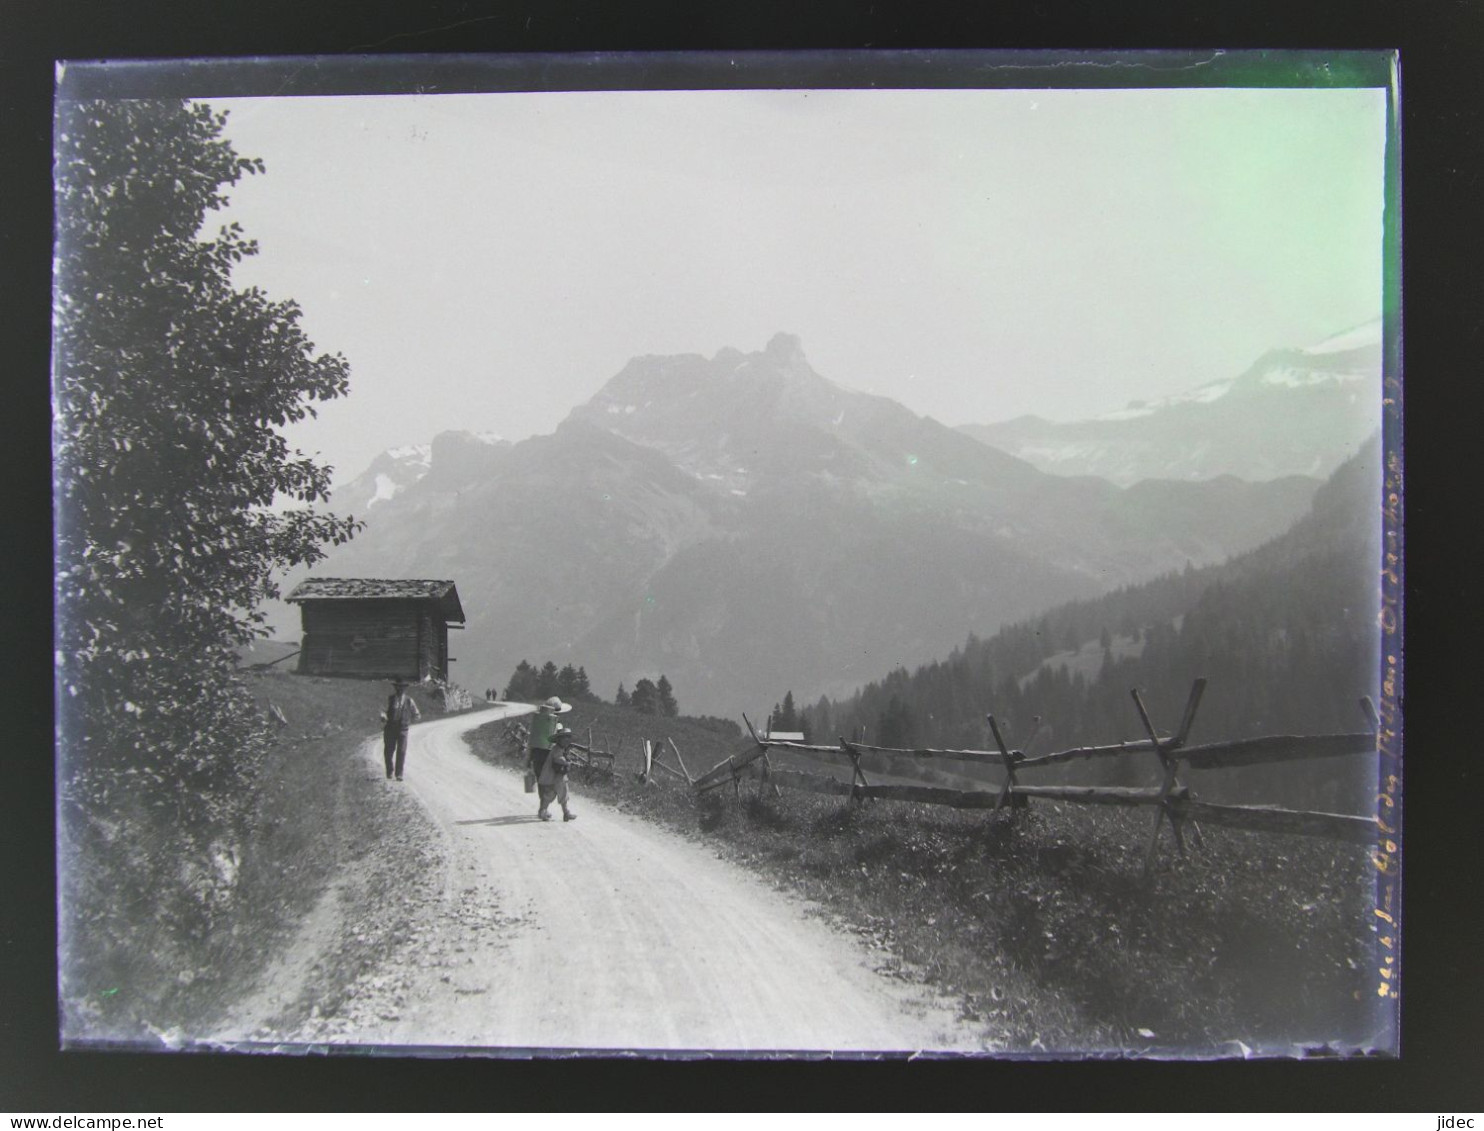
[806,436,1383,809]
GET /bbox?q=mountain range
[957,319,1382,485]
[275,333,1339,716]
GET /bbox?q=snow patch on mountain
[1097,379,1234,421]
[1018,441,1119,465]
[387,444,432,468]
[1260,366,1373,389]
[1180,380,1234,404]
[366,474,402,509]
[1097,405,1157,422]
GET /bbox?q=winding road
[216,706,991,1054]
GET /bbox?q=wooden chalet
[285,578,465,683]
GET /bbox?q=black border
[54,48,1394,99]
[7,0,1479,1113]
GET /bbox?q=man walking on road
[528,696,576,821]
[383,679,421,781]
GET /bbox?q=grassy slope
[472,701,1378,1055]
[69,670,452,1040]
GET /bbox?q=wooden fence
[684,679,1382,872]
[498,719,617,778]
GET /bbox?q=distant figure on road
[528,696,575,822]
[382,679,421,781]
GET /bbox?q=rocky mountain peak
[579,333,829,412]
[564,334,1049,498]
[563,335,857,479]
[765,330,806,364]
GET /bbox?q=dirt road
[211,706,991,1053]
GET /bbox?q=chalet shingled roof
[286,578,465,622]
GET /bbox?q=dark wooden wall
[297,599,450,681]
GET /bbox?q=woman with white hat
[527,696,575,821]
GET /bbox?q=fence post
[1170,679,1208,848]
[839,737,872,804]
[1174,678,1208,747]
[1133,688,1184,875]
[741,712,782,798]
[742,712,768,750]
[667,737,694,786]
[987,714,1020,812]
[736,709,771,795]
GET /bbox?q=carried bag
[523,771,536,794]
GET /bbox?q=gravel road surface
[211,707,990,1054]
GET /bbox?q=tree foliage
[55,101,359,667]
[53,99,361,1025]
[503,660,537,701]
[875,693,916,749]
[536,661,560,699]
[504,659,600,704]
[621,674,679,717]
[630,677,659,715]
[558,663,593,702]
[54,100,360,734]
[770,690,799,733]
[656,674,678,718]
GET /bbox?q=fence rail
[690,679,1382,872]
[1169,798,1377,846]
[499,719,618,778]
[1176,732,1374,770]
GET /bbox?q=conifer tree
[630,678,659,715]
[656,674,678,718]
[876,694,915,748]
[779,690,798,730]
[536,661,559,699]
[501,661,528,700]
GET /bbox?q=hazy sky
[210,87,1386,484]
